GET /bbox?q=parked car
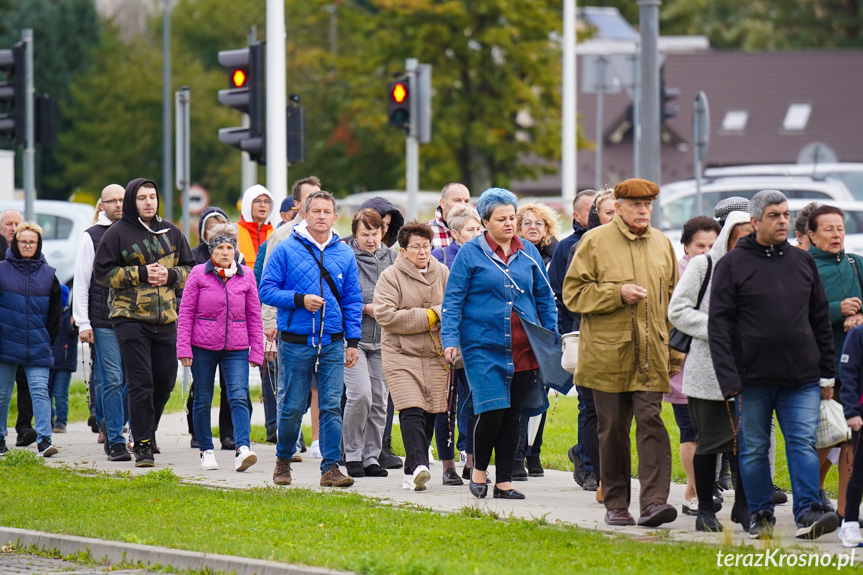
[0,200,97,285]
[660,175,854,230]
[664,199,863,258]
[704,163,863,201]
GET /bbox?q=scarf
[212,257,238,279]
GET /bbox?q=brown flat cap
[613,178,659,200]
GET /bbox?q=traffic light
[217,42,265,163]
[660,66,679,123]
[387,76,411,131]
[0,42,25,145]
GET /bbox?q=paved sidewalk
[28,397,856,561]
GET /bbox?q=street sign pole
[22,28,34,222]
[637,0,662,227]
[405,58,419,221]
[594,56,605,191]
[175,86,190,234]
[693,91,710,216]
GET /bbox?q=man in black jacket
[94,178,194,468]
[709,189,838,540]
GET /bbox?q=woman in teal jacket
[441,188,557,500]
[808,203,863,521]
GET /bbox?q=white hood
[712,210,752,262]
[240,184,276,225]
[294,219,335,251]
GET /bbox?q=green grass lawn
[9,381,838,496]
[0,449,843,575]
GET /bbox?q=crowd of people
[2,174,863,546]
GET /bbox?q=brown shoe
[596,481,604,503]
[605,508,636,526]
[291,454,303,463]
[320,464,355,487]
[273,457,292,485]
[637,502,677,527]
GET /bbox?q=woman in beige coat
[373,221,450,492]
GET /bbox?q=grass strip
[0,450,821,575]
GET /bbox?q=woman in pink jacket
[177,224,264,472]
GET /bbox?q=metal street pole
[266,0,287,208]
[562,0,577,205]
[162,0,173,221]
[594,55,605,191]
[22,28,34,221]
[637,0,662,227]
[241,26,257,192]
[405,58,419,221]
[175,86,190,234]
[632,46,640,178]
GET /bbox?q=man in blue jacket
[260,190,363,488]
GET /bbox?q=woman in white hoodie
[668,210,754,533]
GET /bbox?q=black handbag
[668,255,712,354]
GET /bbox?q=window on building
[783,104,812,131]
[721,110,749,132]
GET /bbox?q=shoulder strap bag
[668,255,712,354]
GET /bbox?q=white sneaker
[235,446,257,472]
[402,474,414,490]
[428,446,435,465]
[309,440,322,459]
[839,520,863,548]
[411,465,431,491]
[200,449,218,470]
[458,451,467,465]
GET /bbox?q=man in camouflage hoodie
[94,178,194,467]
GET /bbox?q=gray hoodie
[668,210,751,401]
[349,238,397,347]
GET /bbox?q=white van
[0,200,98,285]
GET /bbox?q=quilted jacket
[176,260,264,365]
[258,222,363,347]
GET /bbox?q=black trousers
[473,370,533,484]
[15,366,32,431]
[399,407,436,475]
[580,385,601,477]
[114,321,178,448]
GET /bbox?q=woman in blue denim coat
[441,188,557,500]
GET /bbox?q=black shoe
[107,442,132,462]
[695,510,724,532]
[88,414,99,433]
[712,485,724,504]
[363,463,388,477]
[469,479,488,499]
[512,460,528,482]
[526,455,544,477]
[265,430,277,444]
[795,503,839,539]
[298,433,307,452]
[442,467,464,486]
[583,470,599,492]
[15,427,37,447]
[462,465,472,480]
[749,510,776,539]
[346,461,365,478]
[0,436,6,456]
[379,436,403,470]
[772,484,788,505]
[567,444,586,487]
[36,441,58,458]
[820,489,836,513]
[190,436,199,449]
[493,486,526,500]
[221,437,236,451]
[135,440,155,468]
[99,419,110,456]
[731,502,751,532]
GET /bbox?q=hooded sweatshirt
[237,184,275,268]
[93,178,195,326]
[343,197,405,248]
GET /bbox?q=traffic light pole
[637,0,662,227]
[405,58,419,220]
[22,28,34,222]
[266,0,287,206]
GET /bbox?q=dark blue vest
[0,251,56,367]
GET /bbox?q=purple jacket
[177,260,264,365]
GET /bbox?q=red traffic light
[232,69,246,88]
[391,82,407,103]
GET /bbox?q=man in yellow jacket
[563,178,682,528]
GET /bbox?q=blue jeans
[191,347,252,452]
[0,364,51,443]
[48,370,72,425]
[260,360,278,437]
[738,382,821,521]
[94,327,126,447]
[276,340,344,473]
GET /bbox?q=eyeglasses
[406,243,432,252]
[18,241,37,247]
[252,198,272,205]
[101,199,122,205]
[522,220,546,229]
